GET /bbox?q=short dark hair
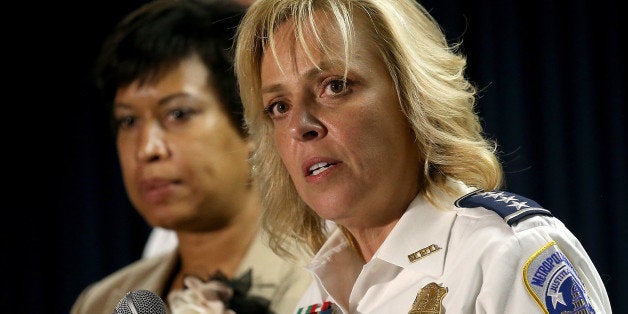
[95,0,246,135]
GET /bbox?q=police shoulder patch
[523,241,595,313]
[454,189,552,225]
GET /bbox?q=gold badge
[408,282,448,314]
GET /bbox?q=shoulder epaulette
[454,189,552,226]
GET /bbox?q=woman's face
[114,55,251,231]
[260,15,421,229]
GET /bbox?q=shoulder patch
[523,241,596,313]
[454,190,552,225]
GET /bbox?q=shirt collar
[374,182,470,276]
[308,180,472,278]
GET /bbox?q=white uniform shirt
[294,186,611,313]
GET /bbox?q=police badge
[408,282,448,314]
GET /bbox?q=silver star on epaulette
[507,200,530,211]
[482,191,505,199]
[498,195,517,203]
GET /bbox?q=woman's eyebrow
[261,59,346,94]
[261,83,283,94]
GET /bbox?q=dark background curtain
[7,0,624,313]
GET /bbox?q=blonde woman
[234,0,611,312]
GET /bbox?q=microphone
[113,289,167,314]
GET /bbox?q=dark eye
[328,79,347,94]
[168,108,195,122]
[115,116,135,130]
[264,101,290,118]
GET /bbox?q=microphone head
[113,289,167,314]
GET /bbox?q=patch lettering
[523,241,595,313]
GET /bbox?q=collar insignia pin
[408,244,441,263]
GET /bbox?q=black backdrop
[8,0,624,313]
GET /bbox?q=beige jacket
[71,232,311,314]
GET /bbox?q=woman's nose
[288,104,326,141]
[137,123,170,162]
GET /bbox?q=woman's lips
[308,161,336,176]
[303,158,341,182]
[140,178,179,204]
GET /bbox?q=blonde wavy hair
[234,0,503,257]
